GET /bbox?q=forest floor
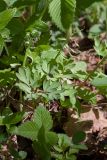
[63,31,107,160]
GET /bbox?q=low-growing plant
[0,0,106,159]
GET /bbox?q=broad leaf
[0,112,24,125]
[46,132,58,146]
[76,0,102,12]
[33,106,53,131]
[72,131,86,144]
[33,126,51,160]
[0,8,16,31]
[49,0,64,31]
[0,1,6,12]
[3,112,24,125]
[49,0,76,31]
[61,0,76,29]
[91,77,107,88]
[13,121,39,140]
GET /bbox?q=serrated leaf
[33,106,53,131]
[61,0,76,29]
[49,0,64,31]
[13,121,39,140]
[49,0,76,31]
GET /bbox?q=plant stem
[23,49,28,67]
[84,56,107,82]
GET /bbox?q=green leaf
[43,81,61,100]
[61,0,76,29]
[16,82,31,93]
[3,112,24,125]
[66,154,77,160]
[19,151,27,160]
[0,133,7,143]
[91,77,107,88]
[16,68,28,84]
[43,81,60,92]
[42,60,50,73]
[13,121,39,140]
[33,126,51,160]
[49,0,76,31]
[27,19,49,32]
[72,131,86,144]
[33,106,53,131]
[72,61,87,73]
[3,0,18,6]
[46,132,58,146]
[73,144,88,150]
[13,0,36,7]
[7,18,24,36]
[76,0,102,12]
[58,134,71,150]
[41,48,58,61]
[0,8,16,31]
[0,69,16,86]
[89,24,102,35]
[0,1,6,12]
[61,85,76,106]
[0,35,4,55]
[49,0,64,31]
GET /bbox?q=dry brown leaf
[64,106,107,137]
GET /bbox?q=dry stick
[84,56,107,83]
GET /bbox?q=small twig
[84,56,107,83]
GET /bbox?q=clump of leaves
[10,105,87,160]
[16,46,96,110]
